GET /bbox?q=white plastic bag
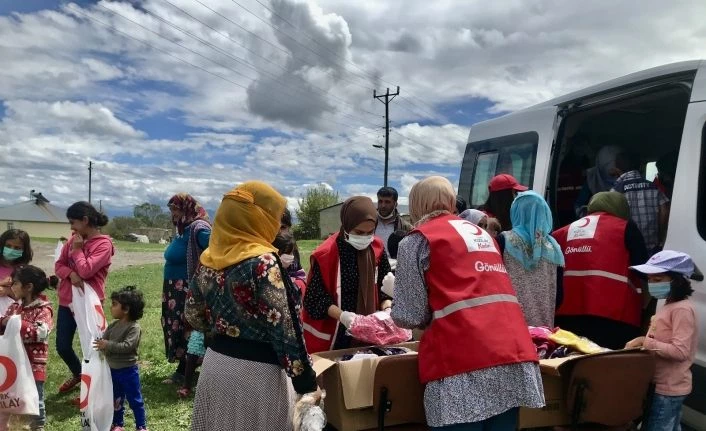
[54,240,63,263]
[72,284,108,361]
[0,315,40,416]
[0,297,15,317]
[79,349,114,431]
[71,284,113,431]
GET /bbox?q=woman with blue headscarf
[497,191,565,327]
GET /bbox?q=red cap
[488,174,528,192]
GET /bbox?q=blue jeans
[646,394,686,431]
[33,381,45,428]
[56,305,82,377]
[430,408,519,431]
[111,365,147,428]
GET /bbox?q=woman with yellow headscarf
[185,181,318,431]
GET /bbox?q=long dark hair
[0,229,33,265]
[66,201,109,227]
[666,271,694,303]
[11,265,50,298]
[482,190,515,231]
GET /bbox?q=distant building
[318,202,410,240]
[0,192,70,239]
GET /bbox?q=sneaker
[136,427,148,431]
[58,375,81,393]
[110,426,125,431]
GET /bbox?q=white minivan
[458,60,706,429]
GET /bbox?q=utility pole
[373,86,400,187]
[88,161,93,204]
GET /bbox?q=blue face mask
[2,247,23,262]
[648,281,671,299]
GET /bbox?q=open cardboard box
[518,348,644,429]
[312,342,420,431]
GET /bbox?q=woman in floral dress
[185,181,319,430]
[161,193,211,385]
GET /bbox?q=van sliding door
[670,75,706,426]
[459,105,559,206]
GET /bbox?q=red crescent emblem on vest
[79,374,91,410]
[0,356,18,393]
[578,217,591,228]
[94,305,107,332]
[461,221,483,235]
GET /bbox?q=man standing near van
[612,153,670,254]
[375,187,411,256]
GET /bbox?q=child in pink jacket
[54,201,114,395]
[627,250,700,431]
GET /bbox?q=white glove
[339,311,358,329]
[381,272,395,299]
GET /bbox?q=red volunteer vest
[414,214,538,384]
[301,233,385,353]
[552,212,642,327]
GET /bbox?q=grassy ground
[31,239,321,429]
[33,237,167,253]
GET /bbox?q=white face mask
[345,232,374,251]
[280,254,295,269]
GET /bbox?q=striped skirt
[190,349,295,431]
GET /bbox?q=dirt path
[31,241,165,275]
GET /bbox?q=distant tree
[105,216,143,240]
[133,203,166,227]
[294,185,339,239]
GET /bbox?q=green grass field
[33,237,168,253]
[30,240,321,430]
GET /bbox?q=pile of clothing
[347,310,412,346]
[529,326,608,359]
[339,346,413,362]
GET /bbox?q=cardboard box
[518,370,571,428]
[518,349,645,429]
[312,342,420,431]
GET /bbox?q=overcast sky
[2,0,706,215]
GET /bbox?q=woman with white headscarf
[392,176,544,430]
[574,146,623,217]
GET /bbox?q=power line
[95,3,379,129]
[159,0,380,119]
[66,5,375,134]
[66,5,248,90]
[227,0,378,89]
[246,0,446,122]
[195,0,458,130]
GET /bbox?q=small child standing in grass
[93,286,148,431]
[0,265,53,431]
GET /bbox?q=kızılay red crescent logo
[79,374,92,410]
[461,221,483,236]
[0,356,18,393]
[95,305,107,332]
[578,217,591,228]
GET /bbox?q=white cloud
[2,0,706,215]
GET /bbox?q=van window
[467,133,538,207]
[698,124,706,241]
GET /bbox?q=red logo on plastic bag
[95,305,107,332]
[79,374,92,410]
[0,356,18,392]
